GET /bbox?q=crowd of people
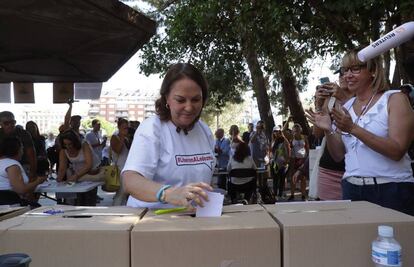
[0,102,139,206]
[1,56,413,216]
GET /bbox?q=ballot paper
[196,191,224,217]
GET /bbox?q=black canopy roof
[0,0,156,83]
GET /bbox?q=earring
[165,103,170,109]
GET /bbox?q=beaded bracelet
[156,185,172,203]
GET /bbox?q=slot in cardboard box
[131,204,281,267]
[264,201,414,267]
[0,206,144,267]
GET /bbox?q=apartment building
[88,88,157,123]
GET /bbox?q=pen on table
[154,207,187,215]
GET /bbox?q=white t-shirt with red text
[122,115,215,208]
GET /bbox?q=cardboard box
[131,204,281,267]
[264,201,414,267]
[0,205,144,267]
[0,206,30,221]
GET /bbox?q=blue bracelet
[156,185,172,203]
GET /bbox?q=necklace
[353,91,377,123]
[341,91,377,136]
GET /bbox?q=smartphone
[319,77,330,84]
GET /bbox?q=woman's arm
[123,170,212,207]
[7,165,46,195]
[341,93,414,161]
[110,135,124,154]
[57,150,68,182]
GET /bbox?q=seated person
[0,137,47,207]
[57,130,102,205]
[227,142,257,204]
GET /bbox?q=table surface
[35,180,104,193]
[213,166,267,175]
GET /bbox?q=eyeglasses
[339,64,367,75]
[0,120,16,126]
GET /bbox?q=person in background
[249,120,269,167]
[0,137,47,207]
[313,69,354,200]
[85,119,106,161]
[46,133,58,174]
[111,118,131,205]
[123,63,214,209]
[270,126,290,200]
[26,121,49,178]
[227,142,257,204]
[0,111,37,181]
[57,130,102,205]
[229,124,243,157]
[400,83,414,108]
[242,123,254,143]
[45,133,55,150]
[400,84,414,173]
[288,123,309,201]
[306,49,414,216]
[214,128,230,190]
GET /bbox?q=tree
[81,117,116,136]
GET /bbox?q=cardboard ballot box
[0,206,30,222]
[264,201,414,267]
[131,205,281,267]
[0,206,144,267]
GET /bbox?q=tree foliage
[131,0,414,135]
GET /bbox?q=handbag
[103,164,121,192]
[103,148,121,192]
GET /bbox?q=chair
[227,168,257,204]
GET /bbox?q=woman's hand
[37,175,48,184]
[67,174,79,182]
[305,109,332,131]
[165,182,213,208]
[331,107,355,134]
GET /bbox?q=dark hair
[0,111,14,121]
[155,63,208,121]
[25,121,40,138]
[233,142,250,163]
[59,130,82,150]
[0,137,21,158]
[117,118,129,128]
[91,119,100,126]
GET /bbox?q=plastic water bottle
[372,225,402,267]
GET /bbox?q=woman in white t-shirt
[123,63,215,209]
[0,137,47,206]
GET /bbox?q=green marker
[154,207,187,215]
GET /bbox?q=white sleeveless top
[342,90,414,182]
[112,135,129,171]
[292,137,306,159]
[0,158,29,190]
[64,142,101,173]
